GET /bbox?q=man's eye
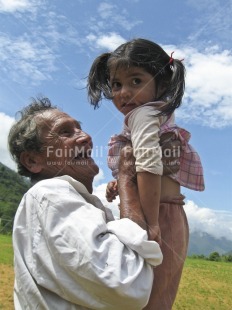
[60,129,71,136]
[132,78,141,85]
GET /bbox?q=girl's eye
[132,78,141,85]
[111,82,121,90]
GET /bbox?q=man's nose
[74,130,92,145]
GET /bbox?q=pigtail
[162,59,186,115]
[87,53,112,109]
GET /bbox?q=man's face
[35,109,99,184]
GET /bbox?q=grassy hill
[0,162,30,233]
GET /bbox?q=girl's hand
[106,180,118,202]
[148,224,161,245]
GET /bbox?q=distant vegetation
[189,251,232,263]
[0,162,30,233]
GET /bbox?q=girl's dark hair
[87,38,185,115]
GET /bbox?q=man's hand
[118,144,137,184]
[118,144,147,231]
[160,132,182,175]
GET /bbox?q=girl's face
[109,66,158,115]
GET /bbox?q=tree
[209,252,221,261]
[223,255,232,262]
[0,162,30,234]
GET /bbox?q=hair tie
[169,51,184,64]
[169,51,175,64]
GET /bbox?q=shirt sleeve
[28,179,162,309]
[128,106,163,175]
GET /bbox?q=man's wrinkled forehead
[35,109,81,131]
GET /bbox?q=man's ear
[20,151,43,174]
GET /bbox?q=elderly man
[8,97,164,310]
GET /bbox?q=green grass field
[0,234,14,309]
[0,234,13,265]
[173,258,232,309]
[0,234,232,310]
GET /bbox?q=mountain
[0,162,31,233]
[188,231,232,256]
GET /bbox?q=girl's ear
[157,82,168,99]
[20,151,43,174]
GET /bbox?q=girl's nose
[120,85,132,98]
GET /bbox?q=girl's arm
[127,106,163,242]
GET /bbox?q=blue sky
[0,0,231,240]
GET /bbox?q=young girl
[87,38,204,309]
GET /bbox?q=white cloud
[86,32,126,51]
[98,2,116,19]
[93,168,105,186]
[184,200,232,241]
[93,182,120,219]
[0,7,82,85]
[93,169,120,218]
[163,44,232,128]
[0,34,56,84]
[0,113,17,170]
[97,2,142,31]
[0,0,29,12]
[42,12,82,48]
[86,2,142,36]
[96,33,126,50]
[0,0,40,13]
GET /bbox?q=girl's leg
[143,203,189,310]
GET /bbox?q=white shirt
[108,103,169,179]
[126,105,165,175]
[13,175,163,310]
